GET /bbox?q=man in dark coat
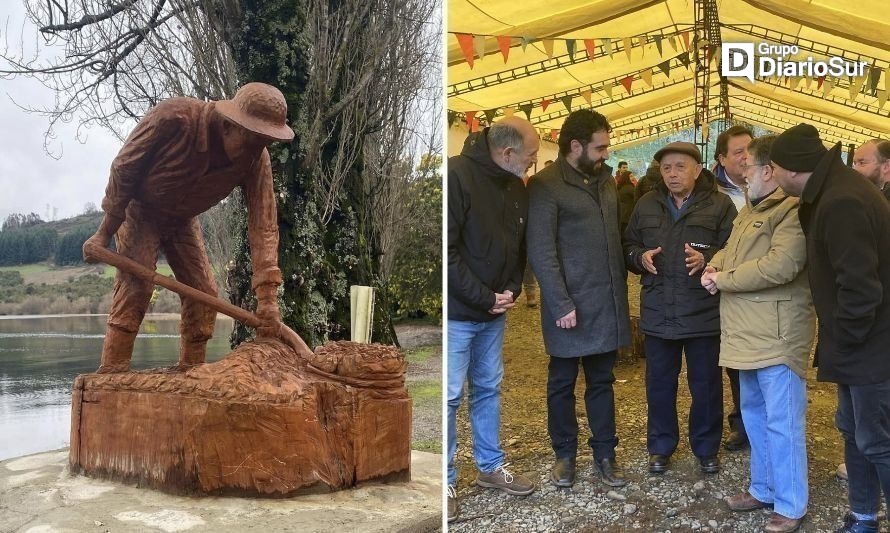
[527,109,631,489]
[624,142,736,475]
[770,124,890,533]
[447,116,539,522]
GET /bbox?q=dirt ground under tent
[451,276,876,532]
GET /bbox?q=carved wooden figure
[71,83,411,496]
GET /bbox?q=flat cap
[653,141,702,164]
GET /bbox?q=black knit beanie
[770,123,827,172]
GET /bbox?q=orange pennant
[541,98,551,112]
[471,118,480,133]
[455,33,475,68]
[620,75,634,94]
[503,108,516,117]
[581,89,592,104]
[681,31,690,51]
[584,39,596,62]
[465,111,477,130]
[496,35,512,63]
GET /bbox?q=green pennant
[560,95,573,111]
[483,108,498,123]
[657,59,671,77]
[653,35,663,57]
[869,66,882,96]
[519,103,534,120]
[566,39,576,61]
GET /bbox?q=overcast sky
[0,0,124,223]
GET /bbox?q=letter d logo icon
[722,43,755,83]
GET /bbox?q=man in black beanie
[771,123,890,533]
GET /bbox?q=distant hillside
[42,212,103,236]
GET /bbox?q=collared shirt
[101,97,281,288]
[666,192,694,220]
[713,163,747,211]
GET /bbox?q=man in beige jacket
[701,135,816,533]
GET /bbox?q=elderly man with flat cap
[770,124,890,533]
[83,82,295,373]
[624,141,736,475]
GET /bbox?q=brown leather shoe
[476,464,535,495]
[595,457,627,487]
[447,484,458,522]
[550,456,575,487]
[725,492,773,512]
[764,512,803,532]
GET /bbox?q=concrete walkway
[0,450,442,533]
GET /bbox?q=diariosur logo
[722,43,869,83]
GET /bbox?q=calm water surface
[0,315,233,460]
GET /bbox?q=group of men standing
[448,107,890,533]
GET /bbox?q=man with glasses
[624,142,736,475]
[702,135,815,533]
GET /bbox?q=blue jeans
[740,365,808,519]
[836,379,890,516]
[447,316,506,486]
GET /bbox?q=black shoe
[835,512,879,533]
[550,456,576,487]
[595,457,627,487]
[648,454,670,474]
[724,430,749,451]
[699,455,720,474]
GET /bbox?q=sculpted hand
[556,309,577,329]
[82,233,110,264]
[685,244,705,276]
[641,246,662,275]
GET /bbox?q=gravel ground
[449,278,885,532]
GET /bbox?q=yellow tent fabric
[447,0,890,149]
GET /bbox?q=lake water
[0,314,233,460]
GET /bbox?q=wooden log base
[69,340,411,497]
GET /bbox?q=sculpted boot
[97,326,137,373]
[176,339,207,371]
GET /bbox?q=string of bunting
[451,29,693,69]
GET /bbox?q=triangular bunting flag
[521,37,533,52]
[483,108,498,124]
[604,38,613,59]
[504,108,516,118]
[543,39,554,59]
[680,52,691,69]
[541,98,551,112]
[603,82,613,99]
[471,118,480,133]
[817,75,825,89]
[849,75,865,100]
[878,87,889,109]
[519,103,533,120]
[455,33,475,68]
[473,35,486,62]
[681,31,690,51]
[823,77,835,98]
[561,95,573,111]
[566,39,576,61]
[641,69,653,87]
[620,76,634,94]
[804,74,813,89]
[653,35,663,57]
[869,66,882,96]
[669,35,678,52]
[657,59,671,77]
[496,36,511,63]
[581,89,592,104]
[584,39,596,62]
[623,37,633,62]
[465,111,477,130]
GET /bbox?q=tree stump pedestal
[69,340,411,496]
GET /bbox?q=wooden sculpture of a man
[83,82,295,373]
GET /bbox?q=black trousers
[726,367,747,437]
[547,351,618,462]
[645,335,723,458]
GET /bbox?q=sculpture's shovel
[85,243,313,358]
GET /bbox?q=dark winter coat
[447,128,528,322]
[617,179,636,227]
[527,157,631,357]
[798,144,890,384]
[624,169,737,339]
